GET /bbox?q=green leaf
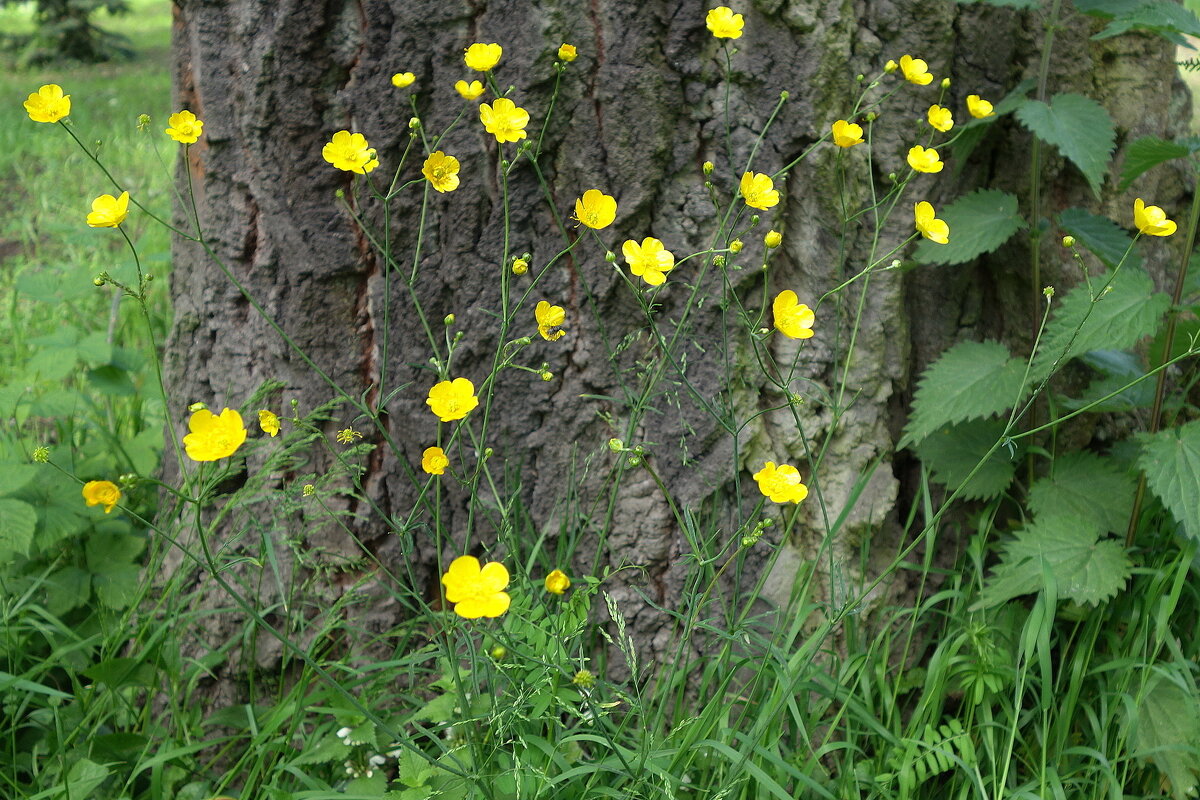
[1031,267,1169,381]
[0,464,39,496]
[1138,420,1200,540]
[92,564,142,609]
[955,0,1038,9]
[1026,451,1135,534]
[1074,0,1143,14]
[913,190,1026,266]
[1058,207,1143,271]
[43,567,92,615]
[289,735,350,766]
[0,498,37,560]
[1016,94,1116,197]
[88,365,136,396]
[1119,136,1192,192]
[973,515,1131,609]
[914,419,1020,500]
[86,532,146,567]
[1093,0,1200,42]
[1059,349,1155,412]
[83,657,158,689]
[904,340,1027,444]
[60,758,109,800]
[1129,675,1200,800]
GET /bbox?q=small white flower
[369,754,386,766]
[336,726,352,740]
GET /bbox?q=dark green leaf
[83,657,158,689]
[87,364,136,396]
[1026,451,1135,534]
[1016,94,1116,197]
[1060,349,1156,412]
[1058,207,1143,271]
[904,340,1027,443]
[1073,0,1142,14]
[1119,136,1192,192]
[1138,419,1200,540]
[914,419,1020,500]
[1129,675,1200,800]
[913,190,1026,266]
[1094,0,1200,42]
[0,498,37,560]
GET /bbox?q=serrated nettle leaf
[1138,419,1200,540]
[1031,267,1169,381]
[1058,207,1143,271]
[1016,94,1115,198]
[955,0,1039,9]
[1129,675,1200,800]
[914,190,1026,266]
[1026,451,1135,534]
[1093,0,1200,42]
[1073,0,1144,14]
[1118,136,1192,193]
[914,419,1020,501]
[905,340,1027,443]
[972,515,1131,610]
[0,498,37,560]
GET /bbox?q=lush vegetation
[5,1,1200,799]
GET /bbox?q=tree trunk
[164,0,1188,677]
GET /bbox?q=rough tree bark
[164,0,1188,678]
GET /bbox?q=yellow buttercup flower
[906,145,943,174]
[545,569,571,595]
[622,237,675,286]
[87,191,130,228]
[899,55,933,85]
[831,119,864,148]
[966,94,995,119]
[764,230,782,248]
[442,555,511,618]
[322,130,379,174]
[183,407,248,462]
[422,446,450,475]
[706,6,744,38]
[24,84,70,123]
[479,97,529,143]
[753,461,809,504]
[455,79,485,100]
[464,42,503,72]
[165,109,204,143]
[740,171,779,210]
[772,290,815,339]
[512,257,529,275]
[574,189,617,229]
[391,72,415,88]
[558,43,577,62]
[927,104,953,132]
[82,480,121,514]
[535,300,566,341]
[914,201,949,244]
[427,378,479,422]
[422,151,461,193]
[258,409,280,437]
[1134,198,1177,237]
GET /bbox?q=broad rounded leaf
[1016,94,1115,198]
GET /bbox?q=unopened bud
[626,455,641,468]
[540,370,553,381]
[1062,235,1075,247]
[702,160,714,175]
[93,276,105,286]
[604,251,616,263]
[444,313,455,325]
[511,258,528,275]
[884,59,898,73]
[941,77,951,88]
[729,239,743,254]
[188,402,207,412]
[855,73,865,82]
[764,230,782,248]
[608,438,624,453]
[490,646,507,660]
[408,116,421,129]
[779,90,789,100]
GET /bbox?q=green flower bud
[702,160,714,175]
[608,438,624,453]
[1062,236,1075,247]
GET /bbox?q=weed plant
[6,2,1200,800]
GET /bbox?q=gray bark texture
[164,0,1189,676]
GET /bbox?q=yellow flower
[479,97,529,143]
[927,104,953,132]
[183,407,248,462]
[740,171,779,210]
[464,42,503,72]
[764,230,782,248]
[906,145,943,174]
[706,6,744,38]
[753,461,809,504]
[427,378,479,422]
[574,189,617,229]
[1134,198,1177,237]
[558,43,577,62]
[772,290,815,339]
[24,84,70,123]
[322,130,379,174]
[442,555,511,618]
[966,94,995,119]
[82,480,121,514]
[422,446,450,475]
[535,300,566,340]
[831,119,864,148]
[545,569,571,594]
[622,237,676,286]
[165,109,204,143]
[899,55,933,85]
[914,201,949,244]
[455,79,485,100]
[391,72,416,88]
[422,151,461,193]
[884,59,898,73]
[258,409,280,437]
[87,191,130,228]
[512,257,529,275]
[336,427,364,444]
